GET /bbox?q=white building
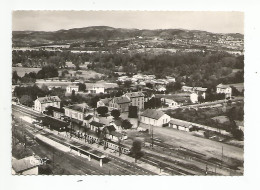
[87,85,105,94]
[190,93,199,104]
[163,98,179,108]
[123,92,145,109]
[34,96,61,113]
[139,109,171,127]
[216,84,232,98]
[169,118,193,132]
[66,85,79,93]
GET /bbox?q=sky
[12,11,244,34]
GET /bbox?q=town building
[89,121,105,132]
[162,98,179,108]
[109,97,131,112]
[34,96,61,113]
[216,84,232,98]
[87,85,105,94]
[66,85,79,93]
[64,104,89,122]
[155,85,166,93]
[65,61,76,68]
[123,92,145,109]
[169,118,193,132]
[139,109,171,127]
[97,98,112,108]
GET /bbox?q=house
[109,119,123,131]
[97,98,112,108]
[89,121,105,132]
[66,85,79,93]
[107,131,128,142]
[64,104,89,122]
[109,96,131,112]
[162,98,179,108]
[34,96,61,113]
[65,61,76,68]
[182,86,193,92]
[155,85,166,93]
[216,84,232,98]
[87,85,105,94]
[83,114,94,127]
[139,109,171,127]
[123,92,145,109]
[45,106,65,119]
[190,93,199,104]
[169,118,193,132]
[12,156,41,175]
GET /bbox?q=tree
[122,119,132,129]
[131,140,143,163]
[77,83,86,92]
[111,109,120,119]
[124,80,132,88]
[128,106,138,118]
[41,84,49,93]
[20,95,33,107]
[96,106,108,117]
[12,71,20,84]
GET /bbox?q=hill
[12,26,244,47]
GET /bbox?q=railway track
[13,107,155,175]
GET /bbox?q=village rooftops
[113,96,131,104]
[89,121,104,128]
[216,84,231,89]
[36,96,61,103]
[124,92,145,98]
[140,109,165,120]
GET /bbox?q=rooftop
[65,104,89,113]
[169,118,192,128]
[89,121,104,128]
[140,109,166,120]
[124,92,145,98]
[217,83,231,89]
[113,96,131,104]
[36,96,61,103]
[12,156,41,173]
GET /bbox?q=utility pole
[151,126,154,148]
[221,146,224,167]
[52,146,55,169]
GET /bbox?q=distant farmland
[12,67,41,77]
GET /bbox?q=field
[12,67,41,77]
[59,69,104,80]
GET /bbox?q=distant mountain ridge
[12,26,244,47]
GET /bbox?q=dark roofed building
[89,121,105,132]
